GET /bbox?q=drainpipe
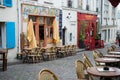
[17,0,20,53]
[101,0,103,26]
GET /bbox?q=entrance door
[39,25,44,47]
[62,28,66,45]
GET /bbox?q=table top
[103,54,120,58]
[87,66,120,77]
[0,49,8,53]
[109,51,120,55]
[95,57,120,63]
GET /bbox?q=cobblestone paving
[0,46,113,80]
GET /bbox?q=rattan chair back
[83,53,94,68]
[38,69,59,80]
[75,60,87,79]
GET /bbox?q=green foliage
[79,33,85,41]
[95,34,100,40]
[79,20,88,41]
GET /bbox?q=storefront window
[46,17,53,38]
[38,17,44,24]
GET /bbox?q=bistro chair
[44,47,57,61]
[57,46,67,57]
[35,47,43,62]
[106,47,113,54]
[82,53,94,68]
[95,50,103,58]
[111,45,116,51]
[69,45,76,56]
[27,47,38,63]
[38,68,59,80]
[75,60,88,80]
[93,50,105,66]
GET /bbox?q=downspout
[101,0,103,26]
[17,0,20,52]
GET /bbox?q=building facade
[0,0,18,62]
[100,0,117,44]
[1,0,118,62]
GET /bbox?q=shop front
[21,3,61,50]
[77,13,97,49]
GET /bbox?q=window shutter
[6,22,15,49]
[3,0,12,7]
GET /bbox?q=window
[78,0,82,9]
[0,0,3,5]
[0,0,12,7]
[68,0,72,8]
[112,7,115,18]
[70,33,72,41]
[46,17,54,38]
[0,22,15,48]
[86,0,89,10]
[96,0,99,12]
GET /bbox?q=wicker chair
[93,50,105,66]
[106,47,113,54]
[75,60,88,80]
[111,45,116,51]
[83,53,94,68]
[69,45,76,56]
[95,50,103,58]
[36,47,43,62]
[26,47,38,63]
[44,47,57,61]
[82,54,94,80]
[38,69,59,80]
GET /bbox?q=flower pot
[79,40,84,48]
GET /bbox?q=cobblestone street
[0,45,112,80]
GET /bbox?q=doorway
[62,27,66,45]
[39,25,44,47]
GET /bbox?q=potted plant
[95,33,100,40]
[79,20,87,48]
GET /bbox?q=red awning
[109,0,120,7]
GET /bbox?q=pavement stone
[0,44,118,80]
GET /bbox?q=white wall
[62,9,77,45]
[0,0,18,62]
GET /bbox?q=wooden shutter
[6,22,15,49]
[3,0,12,7]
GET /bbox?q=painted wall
[0,0,18,62]
[62,9,77,45]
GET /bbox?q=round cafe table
[95,57,120,63]
[103,54,120,58]
[95,57,120,67]
[87,66,120,80]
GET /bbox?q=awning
[109,0,120,7]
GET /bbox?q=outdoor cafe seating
[75,59,90,80]
[22,45,76,63]
[82,51,120,80]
